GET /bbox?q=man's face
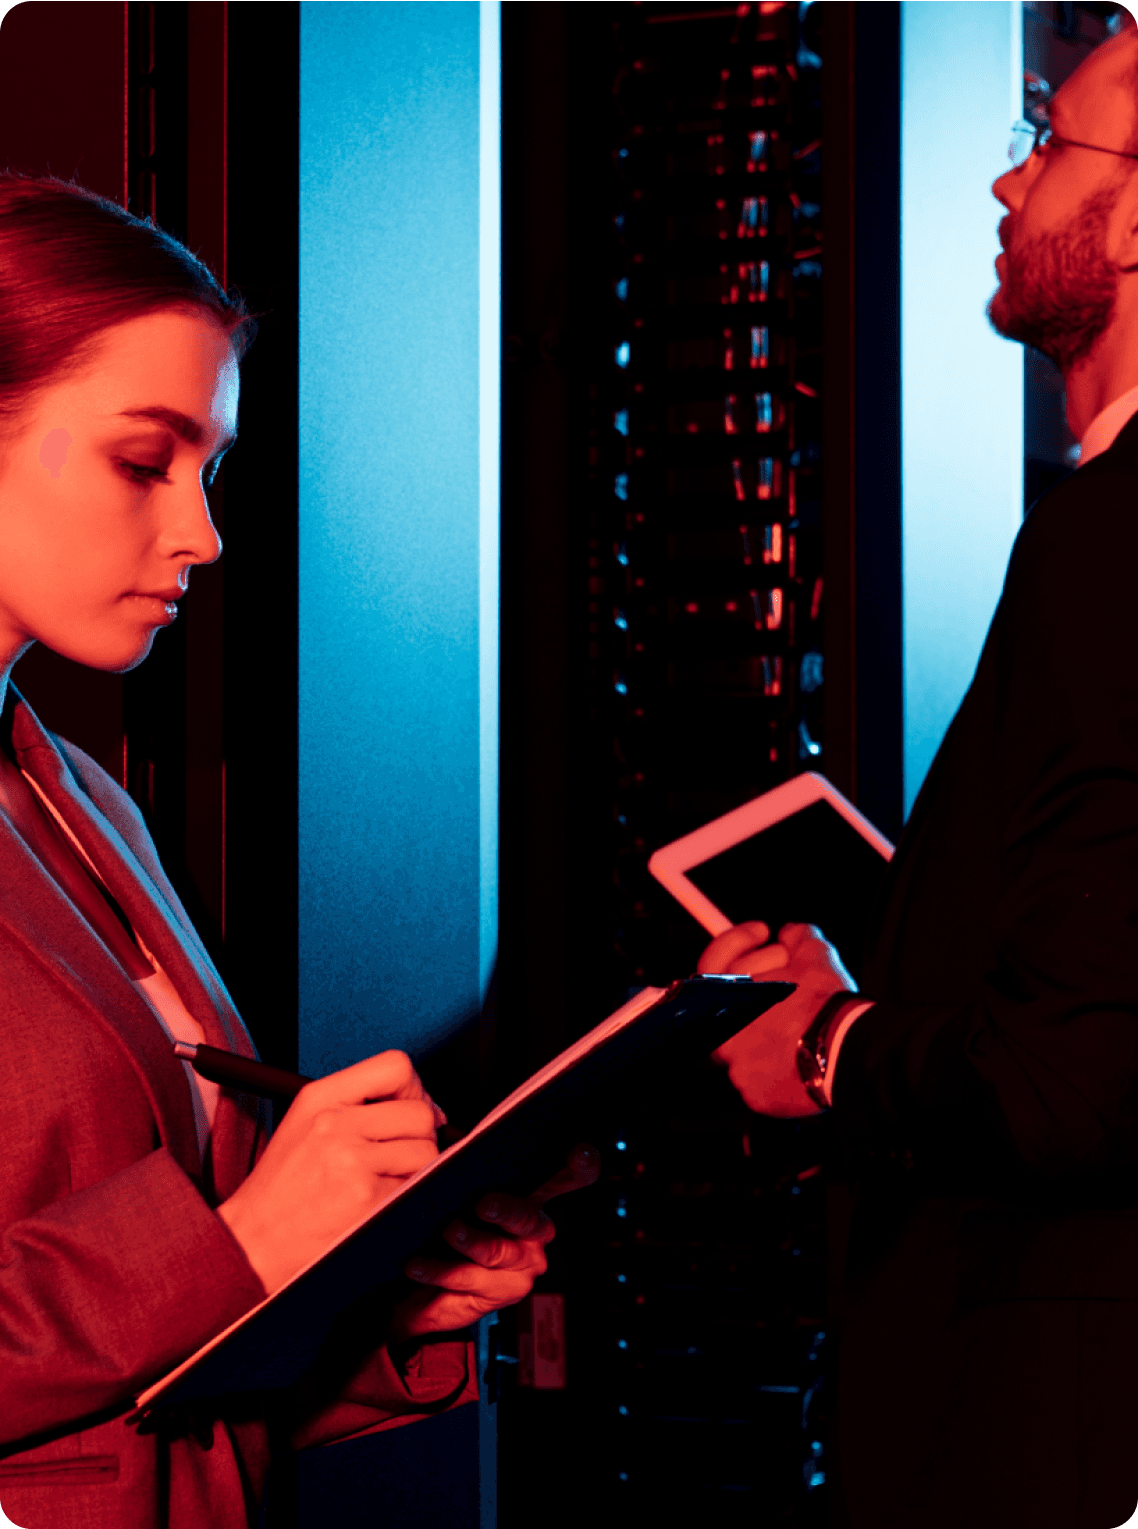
[989,31,1138,374]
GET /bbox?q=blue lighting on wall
[901,1,1024,818]
[298,1,499,1076]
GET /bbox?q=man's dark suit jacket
[0,687,475,1529]
[832,412,1138,1529]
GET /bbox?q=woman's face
[0,308,238,674]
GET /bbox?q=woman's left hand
[388,1143,600,1341]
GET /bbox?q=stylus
[172,1041,312,1101]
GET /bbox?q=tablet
[647,772,894,981]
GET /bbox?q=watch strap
[795,992,863,1110]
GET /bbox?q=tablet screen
[684,799,890,982]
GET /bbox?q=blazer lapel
[7,691,264,1198]
[0,809,202,1180]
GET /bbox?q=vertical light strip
[1010,0,1023,521]
[900,1,1024,818]
[478,18,503,1502]
[221,0,228,289]
[220,759,227,943]
[299,3,482,1071]
[479,0,501,1007]
[123,1,130,208]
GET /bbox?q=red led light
[685,602,699,614]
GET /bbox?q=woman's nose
[163,484,223,567]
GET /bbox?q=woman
[0,174,589,1529]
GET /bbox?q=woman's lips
[126,593,179,624]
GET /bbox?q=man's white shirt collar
[1079,381,1138,467]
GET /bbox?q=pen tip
[172,1041,198,1061]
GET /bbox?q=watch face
[795,1036,829,1109]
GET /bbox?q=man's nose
[991,161,1028,213]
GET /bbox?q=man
[700,26,1138,1529]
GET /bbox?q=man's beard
[987,183,1120,373]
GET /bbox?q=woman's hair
[0,173,257,435]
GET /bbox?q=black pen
[172,1041,312,1102]
[174,1041,451,1128]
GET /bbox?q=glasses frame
[1009,116,1138,168]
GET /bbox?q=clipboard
[132,973,792,1417]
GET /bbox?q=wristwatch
[795,992,863,1110]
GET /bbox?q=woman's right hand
[217,1050,443,1295]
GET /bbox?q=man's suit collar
[1090,404,1138,473]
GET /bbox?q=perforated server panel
[496,8,835,1526]
[589,2,826,998]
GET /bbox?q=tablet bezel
[647,771,895,937]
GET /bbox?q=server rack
[590,1,828,999]
[495,8,1138,1526]
[497,6,844,1524]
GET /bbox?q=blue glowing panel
[298,1,498,1074]
[479,0,500,1048]
[901,1,1023,818]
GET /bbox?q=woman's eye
[121,461,168,484]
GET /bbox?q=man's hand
[388,1143,601,1340]
[698,921,856,1116]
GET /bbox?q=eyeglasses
[1009,117,1138,168]
[1008,73,1138,168]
